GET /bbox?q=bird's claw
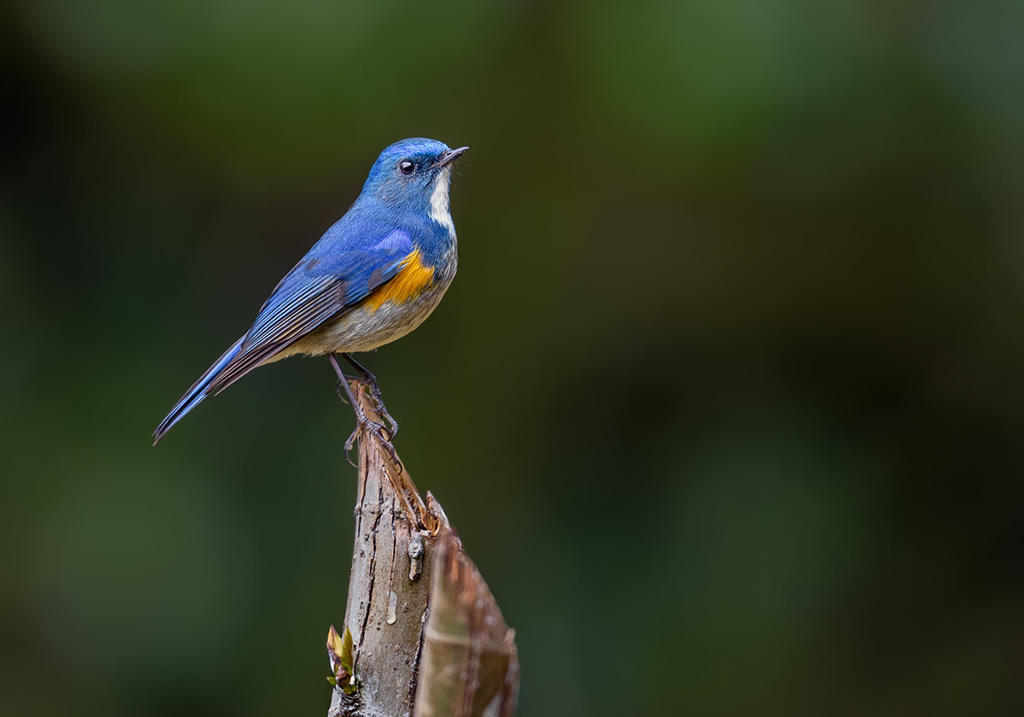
[344,427,359,467]
[330,354,399,470]
[344,395,398,467]
[351,376,398,439]
[345,423,399,469]
[334,381,350,406]
[379,408,399,439]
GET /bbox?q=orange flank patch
[365,249,435,309]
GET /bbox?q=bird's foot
[349,375,399,438]
[340,381,398,468]
[330,353,400,470]
[341,354,399,439]
[343,422,396,468]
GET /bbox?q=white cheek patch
[429,166,455,235]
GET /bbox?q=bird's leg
[330,358,370,467]
[328,354,396,466]
[341,353,399,438]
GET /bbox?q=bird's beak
[433,146,469,168]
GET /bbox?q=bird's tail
[153,336,245,444]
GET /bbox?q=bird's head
[360,138,468,219]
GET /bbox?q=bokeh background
[2,1,1023,715]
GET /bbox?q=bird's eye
[399,160,415,175]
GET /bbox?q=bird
[153,138,468,451]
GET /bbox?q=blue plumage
[154,138,467,443]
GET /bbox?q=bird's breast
[290,242,456,356]
[365,247,437,310]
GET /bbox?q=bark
[413,531,519,717]
[326,381,518,717]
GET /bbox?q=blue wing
[153,220,415,443]
[213,223,416,390]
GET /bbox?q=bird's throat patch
[366,249,435,309]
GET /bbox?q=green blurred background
[2,1,1023,715]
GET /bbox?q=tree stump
[326,381,519,717]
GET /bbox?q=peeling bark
[414,531,519,717]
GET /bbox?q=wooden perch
[326,381,519,717]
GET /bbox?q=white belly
[278,277,453,358]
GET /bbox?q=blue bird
[154,138,468,448]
